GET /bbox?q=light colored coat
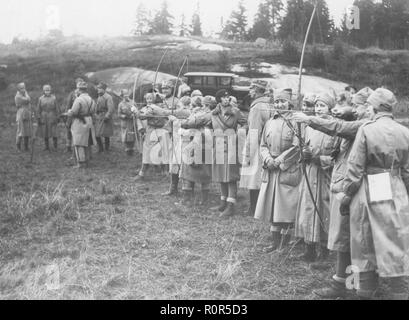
[179,107,212,184]
[211,103,241,183]
[295,124,341,244]
[15,91,32,138]
[67,93,96,147]
[95,93,115,137]
[307,117,368,252]
[240,96,273,190]
[254,113,301,224]
[118,100,136,144]
[343,114,409,277]
[37,95,59,138]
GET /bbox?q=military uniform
[118,100,136,155]
[15,90,32,151]
[67,92,96,167]
[37,94,59,149]
[95,92,115,151]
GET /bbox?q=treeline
[134,0,409,50]
[222,0,409,50]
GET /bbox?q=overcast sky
[0,0,356,44]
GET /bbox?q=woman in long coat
[118,89,137,156]
[178,96,215,206]
[95,82,115,152]
[15,82,32,151]
[254,89,301,252]
[37,84,60,150]
[295,93,341,262]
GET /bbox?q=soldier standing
[66,81,96,168]
[14,82,32,152]
[64,78,83,153]
[240,80,273,216]
[118,89,137,156]
[37,85,60,151]
[95,82,115,153]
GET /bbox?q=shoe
[297,243,317,262]
[219,202,235,218]
[263,231,281,253]
[134,175,145,181]
[181,190,193,206]
[199,190,209,206]
[161,174,179,196]
[313,279,347,299]
[310,247,331,270]
[211,200,227,212]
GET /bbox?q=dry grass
[0,123,337,300]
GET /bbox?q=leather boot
[105,138,110,152]
[298,243,317,262]
[181,190,193,206]
[16,137,22,151]
[220,202,235,218]
[263,231,281,253]
[313,278,347,299]
[97,138,104,153]
[162,174,179,196]
[53,137,58,150]
[199,190,209,206]
[246,190,259,216]
[311,246,332,270]
[211,199,227,212]
[24,137,29,151]
[44,138,50,151]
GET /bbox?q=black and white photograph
[1,0,409,304]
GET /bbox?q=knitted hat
[250,79,268,91]
[180,96,191,106]
[367,88,397,112]
[77,81,88,90]
[191,90,203,97]
[352,87,373,105]
[43,84,52,91]
[274,89,292,103]
[315,92,336,110]
[303,93,316,105]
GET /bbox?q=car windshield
[220,77,231,86]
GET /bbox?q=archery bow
[296,0,327,234]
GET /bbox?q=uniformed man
[240,80,274,216]
[95,82,115,152]
[66,81,96,168]
[64,78,83,153]
[118,89,137,156]
[14,82,32,152]
[37,84,60,151]
[339,88,409,300]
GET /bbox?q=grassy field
[0,35,406,300]
[0,121,340,300]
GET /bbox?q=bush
[332,39,345,60]
[309,46,326,69]
[281,39,300,63]
[217,50,231,72]
[0,71,7,91]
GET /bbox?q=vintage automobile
[183,72,251,109]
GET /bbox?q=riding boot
[199,189,209,206]
[53,137,58,150]
[97,138,104,153]
[220,202,236,218]
[16,137,22,151]
[24,137,29,151]
[181,190,193,206]
[263,231,282,253]
[104,138,110,152]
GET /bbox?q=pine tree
[178,14,190,37]
[267,0,284,38]
[221,0,248,40]
[149,0,174,35]
[191,4,203,36]
[132,3,150,36]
